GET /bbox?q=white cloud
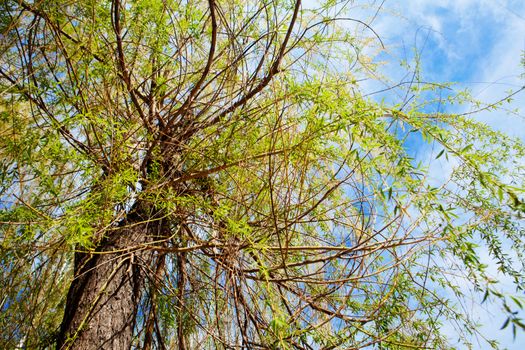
[355,1,525,348]
[305,0,525,347]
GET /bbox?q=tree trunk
[56,210,160,350]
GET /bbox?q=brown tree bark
[56,209,161,350]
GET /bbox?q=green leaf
[501,317,510,330]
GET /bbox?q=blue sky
[302,0,524,346]
[357,1,525,348]
[368,0,525,135]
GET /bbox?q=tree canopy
[1,0,524,349]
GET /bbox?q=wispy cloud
[354,1,525,348]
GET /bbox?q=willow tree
[1,0,524,349]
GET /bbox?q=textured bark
[56,211,159,350]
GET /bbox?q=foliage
[0,0,524,349]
